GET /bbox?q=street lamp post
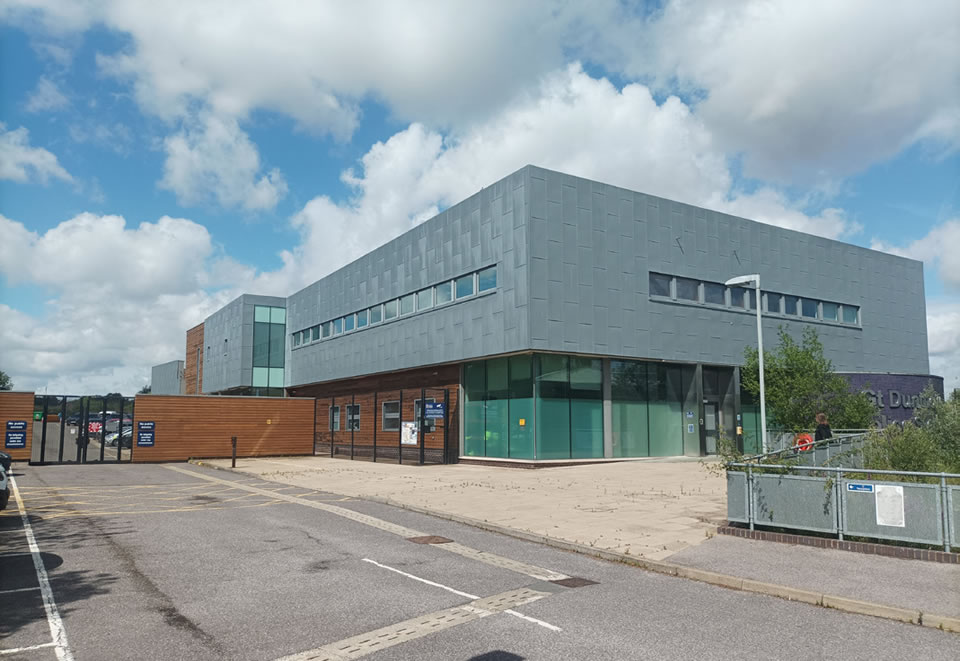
[725,274,767,454]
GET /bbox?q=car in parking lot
[104,426,133,448]
[0,465,9,511]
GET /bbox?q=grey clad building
[183,165,939,462]
[150,360,185,395]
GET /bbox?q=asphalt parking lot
[1,463,957,660]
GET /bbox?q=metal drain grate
[407,535,454,544]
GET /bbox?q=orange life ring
[793,433,814,452]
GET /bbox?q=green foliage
[138,384,152,394]
[860,387,960,473]
[741,326,876,433]
[0,369,11,391]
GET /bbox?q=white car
[0,465,9,511]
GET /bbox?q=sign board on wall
[137,421,155,447]
[424,402,445,419]
[401,421,418,446]
[5,421,27,449]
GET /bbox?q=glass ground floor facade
[463,353,754,460]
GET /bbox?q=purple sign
[838,373,944,425]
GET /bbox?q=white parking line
[0,586,42,595]
[10,475,74,661]
[0,642,56,655]
[362,558,562,632]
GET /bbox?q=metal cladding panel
[286,170,528,387]
[203,294,284,392]
[150,360,184,395]
[524,166,929,374]
[727,471,749,523]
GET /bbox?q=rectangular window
[312,325,320,341]
[821,301,838,321]
[842,305,859,324]
[784,295,799,315]
[801,298,818,318]
[293,332,301,347]
[333,317,343,334]
[270,307,286,324]
[346,404,360,431]
[370,305,382,324]
[414,398,436,432]
[268,367,283,388]
[384,299,398,320]
[435,281,453,305]
[417,288,433,310]
[252,367,268,387]
[747,290,757,310]
[478,266,497,292]
[675,276,699,302]
[322,321,332,338]
[356,309,368,328]
[400,293,415,315]
[765,293,782,314]
[329,406,340,432]
[254,305,270,322]
[455,274,474,299]
[649,272,671,297]
[344,314,355,332]
[729,288,745,309]
[704,282,725,305]
[382,401,400,431]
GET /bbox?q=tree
[138,384,152,394]
[741,326,876,433]
[0,370,12,391]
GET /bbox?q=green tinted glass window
[478,266,497,292]
[270,307,286,324]
[254,306,270,322]
[435,281,453,305]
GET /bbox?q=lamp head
[724,274,760,287]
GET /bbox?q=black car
[0,451,10,472]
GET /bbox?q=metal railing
[727,462,959,552]
[742,431,869,468]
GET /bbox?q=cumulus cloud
[0,212,236,394]
[257,65,859,295]
[926,302,960,392]
[872,219,960,290]
[635,0,960,182]
[25,76,68,112]
[159,113,288,211]
[0,123,73,183]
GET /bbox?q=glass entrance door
[704,402,719,455]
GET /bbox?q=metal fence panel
[842,480,943,546]
[727,472,748,523]
[752,474,836,533]
[949,486,959,548]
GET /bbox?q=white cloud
[259,65,859,295]
[69,121,133,155]
[0,123,73,183]
[25,76,68,112]
[926,302,960,392]
[635,0,960,182]
[159,113,288,211]
[0,212,236,394]
[872,219,960,290]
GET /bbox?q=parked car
[0,451,10,472]
[105,426,133,448]
[66,414,82,426]
[0,465,9,511]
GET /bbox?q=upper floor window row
[649,272,860,326]
[291,265,498,349]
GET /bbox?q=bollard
[231,436,237,468]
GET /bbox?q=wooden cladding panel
[132,395,314,462]
[184,323,204,395]
[0,392,34,461]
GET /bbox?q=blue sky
[0,1,958,394]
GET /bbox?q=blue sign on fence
[5,431,26,449]
[137,421,155,447]
[847,483,874,493]
[6,420,27,431]
[424,402,445,419]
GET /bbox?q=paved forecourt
[1,463,957,661]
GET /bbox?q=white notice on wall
[875,485,905,527]
[401,421,418,446]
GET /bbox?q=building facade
[150,360,185,395]
[187,166,937,461]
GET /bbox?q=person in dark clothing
[814,412,832,441]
